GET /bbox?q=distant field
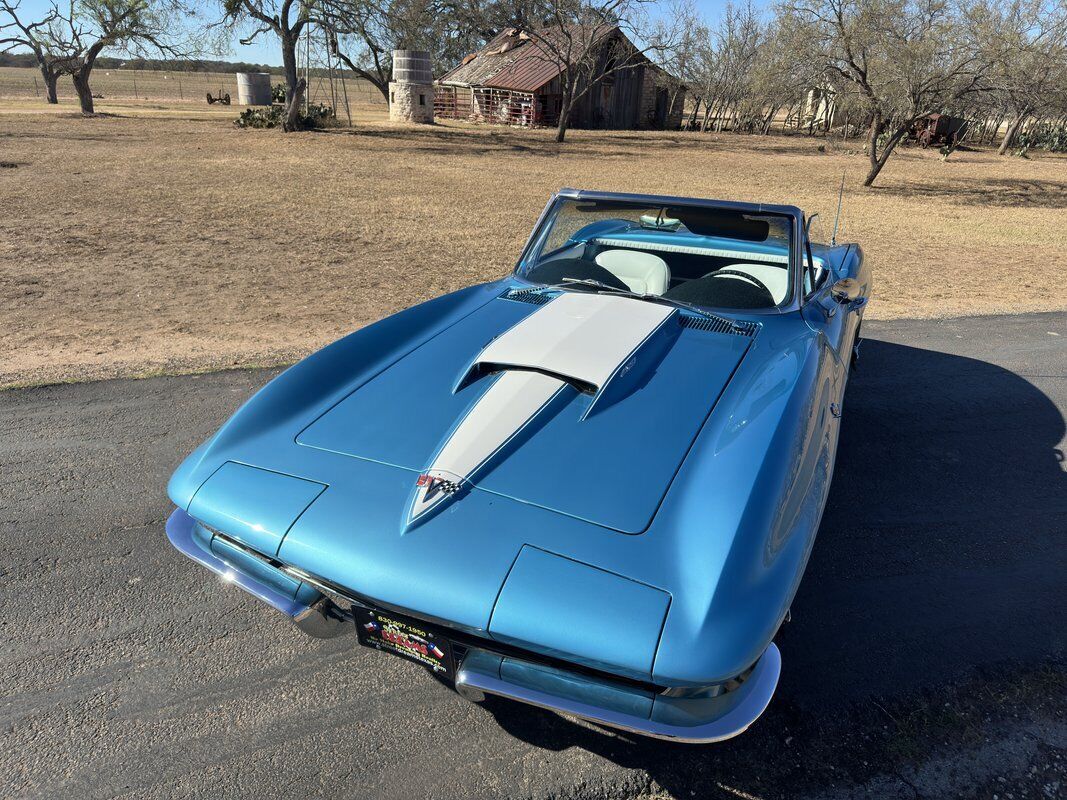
[0,99,1065,388]
[0,66,385,109]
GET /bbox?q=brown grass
[1,98,1065,388]
[0,65,383,108]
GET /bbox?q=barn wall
[438,31,684,131]
[637,67,685,129]
[571,62,644,129]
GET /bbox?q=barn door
[654,88,669,128]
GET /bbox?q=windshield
[517,197,796,311]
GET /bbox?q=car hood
[296,289,755,533]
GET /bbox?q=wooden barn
[435,26,685,130]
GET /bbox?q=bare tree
[520,0,680,142]
[24,1,202,114]
[444,0,556,52]
[653,0,701,125]
[223,0,321,130]
[703,2,764,132]
[782,0,990,186]
[0,1,64,103]
[971,0,1067,154]
[320,0,442,102]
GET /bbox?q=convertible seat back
[594,249,670,295]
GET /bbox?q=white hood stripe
[408,370,566,525]
[406,293,675,528]
[473,292,675,391]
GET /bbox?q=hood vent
[501,287,554,306]
[679,313,758,337]
[503,288,758,337]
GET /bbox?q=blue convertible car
[166,189,871,743]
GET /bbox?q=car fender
[167,280,505,510]
[651,317,833,686]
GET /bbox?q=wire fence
[0,66,385,108]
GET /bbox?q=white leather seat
[711,263,790,304]
[594,249,670,296]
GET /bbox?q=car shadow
[466,334,1066,790]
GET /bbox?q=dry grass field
[1,97,1065,388]
[0,65,383,108]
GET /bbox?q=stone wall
[389,82,434,123]
[638,68,685,130]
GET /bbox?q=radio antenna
[830,172,846,247]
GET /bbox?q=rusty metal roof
[483,47,568,92]
[437,29,532,88]
[438,25,626,93]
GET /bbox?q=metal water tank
[391,50,432,84]
[236,72,272,106]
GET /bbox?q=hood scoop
[458,292,677,418]
[409,293,676,527]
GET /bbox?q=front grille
[207,530,668,694]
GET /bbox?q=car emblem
[405,470,465,531]
[415,474,461,495]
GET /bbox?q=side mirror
[830,277,862,304]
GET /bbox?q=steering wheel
[710,269,772,300]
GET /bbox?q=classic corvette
[165,189,871,743]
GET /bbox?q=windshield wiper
[552,277,633,294]
[636,294,747,332]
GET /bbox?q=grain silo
[389,50,434,123]
[236,72,272,106]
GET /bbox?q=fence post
[178,74,183,100]
[33,76,40,97]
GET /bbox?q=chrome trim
[293,596,349,639]
[456,643,782,744]
[165,508,310,617]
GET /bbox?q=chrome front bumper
[167,507,781,743]
[455,644,780,743]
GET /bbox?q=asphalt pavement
[1,312,1064,799]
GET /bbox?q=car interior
[522,203,825,310]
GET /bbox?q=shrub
[1016,123,1067,154]
[234,102,337,130]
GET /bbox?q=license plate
[354,605,455,678]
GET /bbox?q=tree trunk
[700,99,714,132]
[941,120,969,161]
[72,68,94,114]
[555,96,572,143]
[40,65,58,104]
[280,32,308,132]
[333,49,389,103]
[685,96,701,130]
[998,114,1026,155]
[761,108,772,134]
[864,121,907,187]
